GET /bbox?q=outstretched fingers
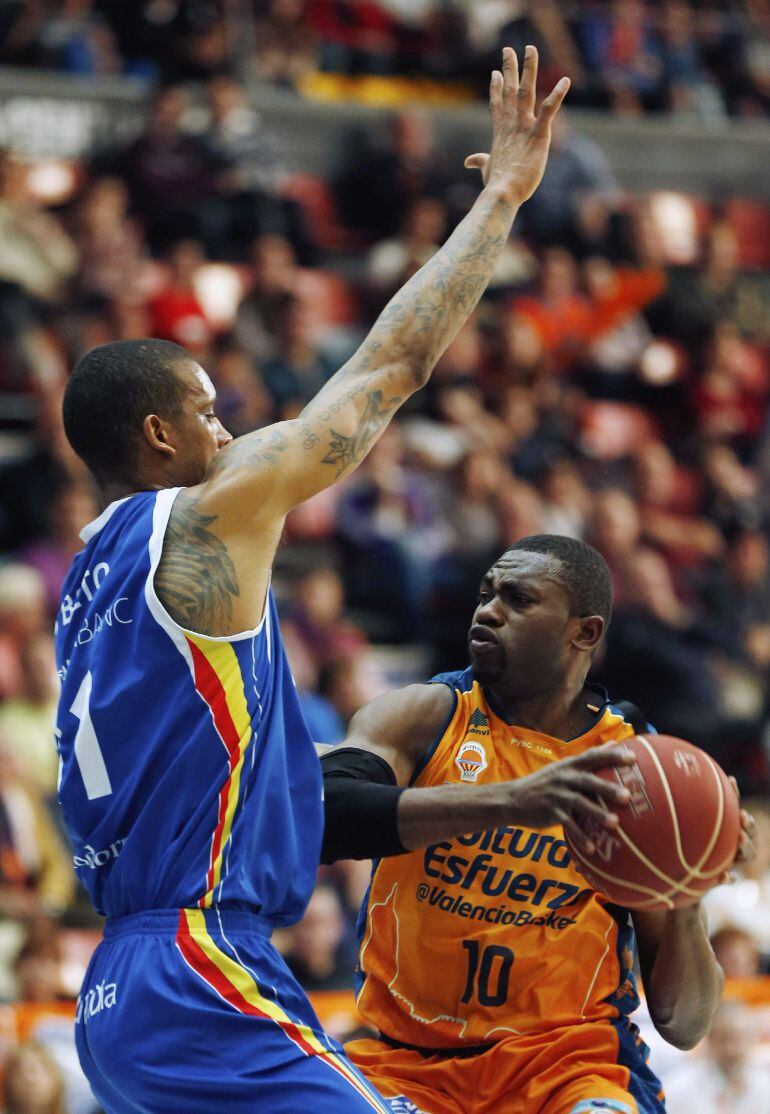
[518,45,538,117]
[501,46,519,106]
[536,75,571,132]
[489,68,504,130]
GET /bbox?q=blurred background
[0,1,769,1111]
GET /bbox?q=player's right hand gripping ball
[565,735,741,910]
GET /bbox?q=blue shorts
[75,908,392,1113]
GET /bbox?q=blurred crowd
[1,0,769,120]
[0,18,769,1110]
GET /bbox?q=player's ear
[571,614,604,654]
[142,414,176,458]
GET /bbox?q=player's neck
[98,479,163,508]
[486,678,593,740]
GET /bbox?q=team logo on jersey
[455,740,488,783]
[387,1099,423,1114]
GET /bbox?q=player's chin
[469,646,504,682]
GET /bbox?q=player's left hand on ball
[720,776,756,883]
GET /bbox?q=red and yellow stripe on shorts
[176,909,388,1111]
[185,635,253,908]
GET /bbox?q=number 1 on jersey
[71,671,113,800]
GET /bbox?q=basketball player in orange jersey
[321,535,755,1114]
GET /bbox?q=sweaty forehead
[177,360,216,403]
[487,551,564,585]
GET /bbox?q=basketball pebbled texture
[565,734,741,911]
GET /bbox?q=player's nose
[216,420,233,448]
[475,597,503,625]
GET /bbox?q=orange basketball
[565,734,741,911]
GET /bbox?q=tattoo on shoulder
[321,389,401,476]
[155,492,240,635]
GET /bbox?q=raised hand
[464,46,570,206]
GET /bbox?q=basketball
[566,735,741,911]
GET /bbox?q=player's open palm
[465,46,570,206]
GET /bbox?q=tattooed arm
[156,47,569,635]
[208,49,567,505]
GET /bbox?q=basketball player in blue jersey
[54,46,570,1114]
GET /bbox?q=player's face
[468,552,574,695]
[169,362,232,484]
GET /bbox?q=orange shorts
[347,1020,663,1114]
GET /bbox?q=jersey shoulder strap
[608,699,655,735]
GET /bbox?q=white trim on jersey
[79,496,133,543]
[144,487,271,644]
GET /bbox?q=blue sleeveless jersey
[54,488,322,922]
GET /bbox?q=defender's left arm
[633,795,756,1050]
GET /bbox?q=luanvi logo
[468,708,490,736]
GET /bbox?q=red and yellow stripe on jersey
[355,670,642,1050]
[176,909,387,1111]
[185,635,253,908]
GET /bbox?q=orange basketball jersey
[355,668,645,1049]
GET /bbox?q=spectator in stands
[251,0,319,88]
[365,196,446,299]
[664,999,770,1114]
[693,322,768,453]
[2,1040,67,1114]
[590,487,643,606]
[202,75,308,260]
[71,176,148,302]
[659,0,727,118]
[317,657,381,730]
[710,926,762,979]
[286,567,368,666]
[336,426,450,631]
[596,547,726,748]
[705,801,770,961]
[207,339,273,439]
[234,235,304,365]
[633,440,725,568]
[538,458,591,539]
[0,153,78,303]
[334,109,453,241]
[20,483,98,616]
[114,84,224,252]
[147,239,213,354]
[281,623,344,746]
[515,111,621,247]
[282,883,353,992]
[0,633,59,801]
[0,565,48,701]
[258,295,336,412]
[0,729,74,922]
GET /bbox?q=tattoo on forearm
[156,493,239,635]
[361,190,513,375]
[321,389,402,476]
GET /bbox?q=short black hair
[504,534,613,625]
[62,339,191,484]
